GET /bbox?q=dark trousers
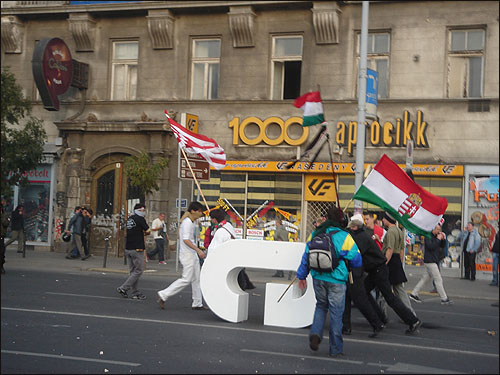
[342,268,384,331]
[1,236,5,268]
[237,268,255,290]
[147,238,165,262]
[72,233,89,257]
[463,251,476,280]
[364,264,418,325]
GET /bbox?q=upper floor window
[191,39,220,100]
[447,29,485,98]
[111,41,138,100]
[271,36,302,100]
[356,32,390,98]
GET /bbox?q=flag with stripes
[165,110,226,170]
[353,154,448,237]
[294,91,327,127]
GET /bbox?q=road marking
[2,307,498,359]
[241,349,365,365]
[45,292,119,300]
[1,350,141,367]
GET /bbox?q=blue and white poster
[366,68,378,120]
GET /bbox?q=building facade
[1,1,498,276]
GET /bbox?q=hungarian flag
[165,110,226,170]
[353,154,448,237]
[294,91,327,127]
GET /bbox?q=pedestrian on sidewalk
[381,212,416,315]
[156,201,207,310]
[147,212,169,265]
[80,207,92,260]
[296,205,360,357]
[409,224,453,305]
[1,200,11,274]
[490,231,499,286]
[347,215,421,335]
[459,222,481,281]
[272,218,288,278]
[5,205,25,254]
[117,203,150,300]
[65,206,84,259]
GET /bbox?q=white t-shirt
[151,218,166,239]
[208,222,236,253]
[179,217,197,254]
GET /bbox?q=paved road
[1,249,498,374]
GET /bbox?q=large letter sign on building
[200,239,315,328]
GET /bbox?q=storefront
[5,160,58,249]
[461,165,499,280]
[194,160,464,255]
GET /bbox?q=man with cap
[381,212,416,315]
[348,214,422,335]
[343,213,386,337]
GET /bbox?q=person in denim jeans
[297,205,361,357]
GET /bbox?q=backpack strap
[221,226,236,239]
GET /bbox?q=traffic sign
[179,153,210,181]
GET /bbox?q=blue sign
[366,68,378,120]
[176,198,187,209]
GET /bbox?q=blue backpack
[307,230,340,273]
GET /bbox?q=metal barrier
[102,236,111,268]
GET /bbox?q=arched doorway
[90,154,144,256]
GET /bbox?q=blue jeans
[310,279,346,355]
[492,253,499,285]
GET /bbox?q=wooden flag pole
[343,198,353,213]
[277,276,297,303]
[180,147,210,211]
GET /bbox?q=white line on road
[1,350,141,367]
[241,349,365,365]
[2,307,498,359]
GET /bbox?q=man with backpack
[296,205,362,357]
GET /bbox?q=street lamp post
[354,1,370,215]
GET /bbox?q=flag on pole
[353,154,448,237]
[165,110,226,170]
[294,91,327,127]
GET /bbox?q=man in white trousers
[157,201,207,310]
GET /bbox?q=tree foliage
[1,68,47,198]
[124,151,168,195]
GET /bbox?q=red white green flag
[293,91,327,127]
[353,154,448,237]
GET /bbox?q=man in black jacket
[5,205,24,254]
[409,224,453,305]
[65,206,84,259]
[348,216,422,334]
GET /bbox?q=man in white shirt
[147,213,169,264]
[157,202,207,310]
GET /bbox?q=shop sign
[246,228,264,240]
[229,117,308,146]
[336,110,429,155]
[305,174,337,202]
[221,160,463,177]
[8,166,50,183]
[32,38,74,111]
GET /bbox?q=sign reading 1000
[229,117,309,146]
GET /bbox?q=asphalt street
[1,248,499,374]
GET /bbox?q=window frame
[190,38,221,100]
[355,31,391,99]
[270,35,303,100]
[447,28,485,98]
[110,40,139,101]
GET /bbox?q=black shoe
[470,278,475,281]
[406,319,421,334]
[368,324,385,338]
[81,255,91,260]
[409,294,422,303]
[246,283,256,290]
[329,352,345,358]
[192,306,209,310]
[117,287,128,298]
[65,255,74,259]
[342,327,352,335]
[131,293,146,300]
[309,334,321,351]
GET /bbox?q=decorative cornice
[228,5,255,48]
[311,1,341,45]
[67,13,96,52]
[1,15,24,54]
[147,9,175,50]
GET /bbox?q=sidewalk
[2,247,499,302]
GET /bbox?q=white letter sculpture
[200,239,315,328]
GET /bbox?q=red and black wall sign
[32,38,73,111]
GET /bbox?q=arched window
[96,170,115,216]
